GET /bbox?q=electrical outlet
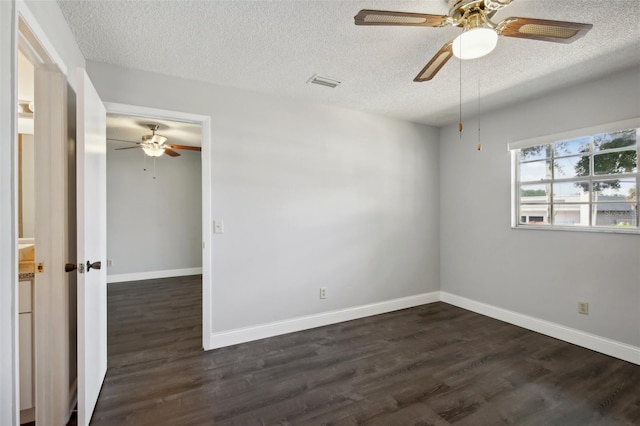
[578,301,589,315]
[319,287,327,299]
[107,259,113,267]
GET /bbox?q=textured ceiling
[58,0,640,127]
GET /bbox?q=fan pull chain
[143,150,147,171]
[153,157,157,180]
[458,39,463,138]
[477,78,482,151]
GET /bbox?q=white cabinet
[19,280,33,411]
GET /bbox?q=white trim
[107,267,203,283]
[102,102,213,350]
[207,291,639,365]
[103,102,209,126]
[507,117,640,151]
[511,223,640,235]
[0,1,18,425]
[440,291,640,365]
[16,1,67,75]
[209,292,440,349]
[200,117,213,350]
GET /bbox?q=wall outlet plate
[578,301,589,315]
[319,287,327,299]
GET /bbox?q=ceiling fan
[109,124,201,158]
[355,0,593,81]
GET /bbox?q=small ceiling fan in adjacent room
[109,123,201,158]
[355,0,593,81]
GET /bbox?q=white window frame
[509,117,640,234]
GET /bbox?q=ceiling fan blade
[107,138,140,144]
[354,9,448,27]
[114,146,142,151]
[164,149,181,157]
[414,41,453,82]
[168,144,202,152]
[499,17,592,44]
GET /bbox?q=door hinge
[36,262,44,274]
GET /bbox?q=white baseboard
[206,291,440,350]
[440,291,640,365]
[107,267,202,283]
[207,290,640,365]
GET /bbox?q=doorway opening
[103,105,211,361]
[106,114,203,285]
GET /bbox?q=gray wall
[440,66,640,347]
[88,61,441,332]
[106,146,202,275]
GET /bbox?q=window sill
[511,224,640,235]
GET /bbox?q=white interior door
[76,69,107,426]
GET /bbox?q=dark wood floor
[89,276,640,425]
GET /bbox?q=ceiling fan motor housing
[142,134,168,145]
[484,0,512,11]
[448,0,510,23]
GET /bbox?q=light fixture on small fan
[141,124,167,157]
[142,144,165,157]
[354,0,592,81]
[109,123,201,158]
[452,13,498,59]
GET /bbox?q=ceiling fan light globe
[142,145,165,157]
[452,28,498,60]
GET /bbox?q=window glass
[519,204,550,225]
[520,184,550,203]
[520,160,551,182]
[520,144,551,161]
[513,124,639,231]
[554,155,589,178]
[593,129,636,152]
[592,179,636,199]
[593,203,637,228]
[553,182,589,201]
[554,137,590,157]
[593,150,637,175]
[553,204,589,226]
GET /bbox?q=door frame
[11,1,72,424]
[104,102,213,349]
[0,1,18,424]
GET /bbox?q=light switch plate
[214,220,224,234]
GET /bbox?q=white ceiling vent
[307,74,341,89]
